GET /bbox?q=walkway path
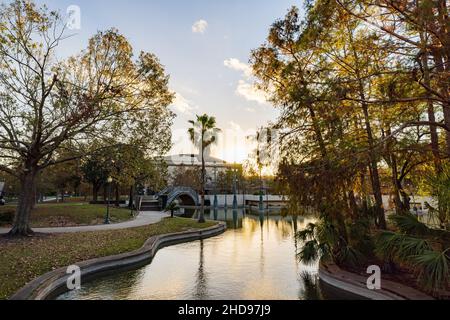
[0,211,169,235]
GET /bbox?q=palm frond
[316,220,339,247]
[414,249,450,292]
[425,164,450,229]
[297,240,320,265]
[336,245,366,268]
[203,136,216,149]
[375,231,432,262]
[297,223,316,241]
[348,219,375,256]
[164,201,180,211]
[318,242,332,262]
[188,127,195,144]
[390,213,430,236]
[206,116,217,129]
[188,114,220,149]
[299,271,323,300]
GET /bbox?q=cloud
[224,58,253,78]
[179,85,199,95]
[192,19,208,34]
[236,80,269,104]
[224,58,269,104]
[229,121,242,132]
[171,93,198,115]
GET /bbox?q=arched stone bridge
[158,186,199,209]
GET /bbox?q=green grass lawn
[0,203,134,228]
[0,217,217,299]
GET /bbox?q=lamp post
[130,178,139,217]
[242,176,246,211]
[224,192,228,209]
[232,163,238,210]
[104,176,113,224]
[213,162,218,210]
[259,167,264,212]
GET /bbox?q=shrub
[0,209,14,224]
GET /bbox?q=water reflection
[58,209,325,300]
[194,240,207,299]
[299,272,324,300]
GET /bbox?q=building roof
[164,154,228,166]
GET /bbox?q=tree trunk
[8,169,38,236]
[420,34,442,172]
[103,184,107,205]
[384,124,407,214]
[361,101,386,229]
[199,142,206,223]
[60,189,65,203]
[442,103,450,156]
[434,1,450,155]
[369,157,386,228]
[308,106,327,158]
[427,99,442,172]
[389,154,405,214]
[92,183,99,202]
[355,74,386,229]
[348,190,359,220]
[431,50,450,156]
[128,184,134,208]
[33,184,37,209]
[348,27,386,229]
[115,183,120,207]
[359,171,369,215]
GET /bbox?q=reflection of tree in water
[292,215,299,252]
[259,211,265,229]
[292,215,298,233]
[259,212,265,275]
[298,272,323,300]
[194,240,208,299]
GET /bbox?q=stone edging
[319,262,434,300]
[10,222,227,300]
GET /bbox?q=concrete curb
[10,222,227,300]
[319,262,434,300]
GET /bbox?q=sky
[34,0,303,163]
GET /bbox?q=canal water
[58,209,332,300]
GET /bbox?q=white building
[164,154,240,182]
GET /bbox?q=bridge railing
[162,186,199,209]
[156,186,174,197]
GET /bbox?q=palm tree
[188,114,220,223]
[165,201,180,218]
